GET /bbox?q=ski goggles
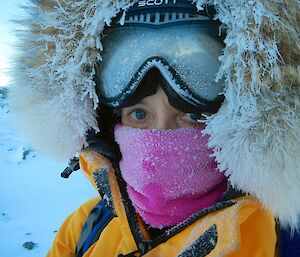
[95,19,225,113]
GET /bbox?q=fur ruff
[10,0,300,228]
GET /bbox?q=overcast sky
[0,0,27,87]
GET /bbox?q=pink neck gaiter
[114,125,227,229]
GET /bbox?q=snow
[0,88,96,256]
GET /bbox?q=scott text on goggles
[138,0,177,7]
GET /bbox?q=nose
[151,87,181,130]
[154,109,179,130]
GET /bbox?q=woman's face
[121,87,209,130]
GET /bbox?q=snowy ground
[0,89,97,256]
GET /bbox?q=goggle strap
[124,12,210,26]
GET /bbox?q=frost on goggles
[95,23,224,110]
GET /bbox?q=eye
[129,109,148,121]
[185,113,204,122]
[180,112,210,128]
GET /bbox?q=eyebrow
[124,101,148,110]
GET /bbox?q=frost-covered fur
[10,0,300,228]
[201,0,300,229]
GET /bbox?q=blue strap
[79,200,113,256]
[280,227,300,257]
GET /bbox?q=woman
[11,0,299,256]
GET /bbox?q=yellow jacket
[47,149,277,257]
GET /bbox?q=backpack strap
[75,199,113,257]
[278,226,300,257]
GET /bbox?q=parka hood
[10,0,300,228]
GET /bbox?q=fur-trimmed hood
[10,0,300,228]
